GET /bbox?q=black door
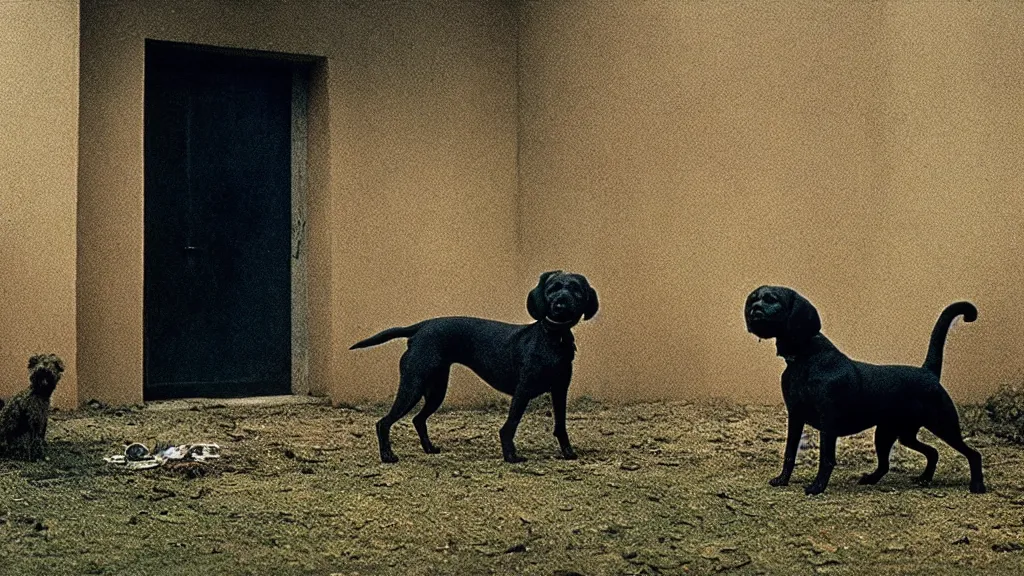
[144,42,292,400]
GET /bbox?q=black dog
[0,354,66,460]
[745,286,984,495]
[351,271,598,464]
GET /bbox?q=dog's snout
[552,300,568,311]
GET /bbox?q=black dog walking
[745,286,985,495]
[351,271,598,464]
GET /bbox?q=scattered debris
[104,442,220,470]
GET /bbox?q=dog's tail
[922,301,977,379]
[349,323,425,350]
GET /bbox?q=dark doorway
[144,41,292,400]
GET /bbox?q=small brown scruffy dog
[0,354,65,460]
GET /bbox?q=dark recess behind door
[144,41,292,400]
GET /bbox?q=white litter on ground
[104,442,221,470]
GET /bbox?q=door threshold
[145,394,329,412]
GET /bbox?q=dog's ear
[582,279,599,320]
[786,291,821,339]
[28,355,41,370]
[527,270,560,321]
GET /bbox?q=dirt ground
[2,396,1023,576]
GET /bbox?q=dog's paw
[970,481,986,494]
[804,482,827,496]
[503,454,527,464]
[858,473,881,485]
[380,452,399,464]
[560,449,578,460]
[422,444,441,455]
[768,475,789,487]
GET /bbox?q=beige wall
[330,2,519,404]
[518,0,1024,403]
[45,0,1024,407]
[77,0,519,405]
[0,1,79,409]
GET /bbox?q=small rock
[699,546,720,560]
[882,544,906,553]
[600,523,632,535]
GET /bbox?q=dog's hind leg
[858,427,898,486]
[413,370,450,455]
[376,353,434,464]
[897,429,939,485]
[926,419,985,494]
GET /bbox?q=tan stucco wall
[64,0,1024,407]
[77,0,518,405]
[518,1,1024,403]
[329,2,519,404]
[0,0,79,409]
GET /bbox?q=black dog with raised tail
[745,286,984,495]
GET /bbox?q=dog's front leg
[805,431,837,496]
[550,384,577,460]
[770,415,804,486]
[499,391,532,463]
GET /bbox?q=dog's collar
[542,316,580,332]
[544,316,575,327]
